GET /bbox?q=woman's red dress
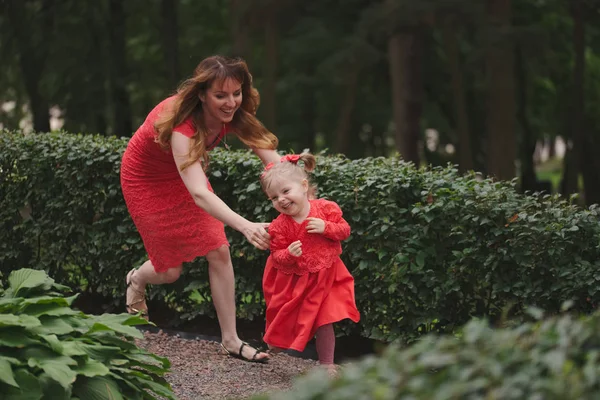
[262,199,360,352]
[120,96,229,272]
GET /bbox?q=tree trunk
[485,0,516,180]
[262,6,279,131]
[442,19,473,172]
[5,0,55,132]
[561,0,585,197]
[161,0,180,89]
[547,136,556,158]
[515,45,538,193]
[581,137,600,205]
[230,0,249,59]
[388,31,422,165]
[299,84,317,152]
[333,68,359,155]
[108,0,133,136]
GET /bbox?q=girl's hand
[241,222,271,250]
[306,217,325,234]
[287,240,302,257]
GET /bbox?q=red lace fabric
[268,199,351,275]
[120,96,229,272]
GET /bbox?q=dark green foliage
[0,268,175,400]
[255,308,600,399]
[2,130,600,343]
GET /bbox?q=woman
[120,56,280,363]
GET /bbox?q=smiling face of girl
[265,176,310,220]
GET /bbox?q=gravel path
[137,330,319,400]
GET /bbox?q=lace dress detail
[268,199,351,275]
[120,96,229,272]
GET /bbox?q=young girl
[259,153,360,374]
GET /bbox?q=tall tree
[333,65,360,155]
[262,2,279,132]
[515,44,539,192]
[161,0,180,89]
[3,0,56,132]
[561,0,585,197]
[388,29,423,165]
[574,0,600,205]
[439,7,475,172]
[107,0,132,136]
[230,0,250,59]
[485,0,517,180]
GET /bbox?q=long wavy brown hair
[154,55,278,170]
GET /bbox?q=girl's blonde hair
[154,55,278,170]
[260,153,317,199]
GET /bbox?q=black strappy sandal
[220,342,270,364]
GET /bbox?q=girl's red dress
[120,96,229,272]
[262,199,360,352]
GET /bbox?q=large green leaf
[2,369,43,400]
[40,334,65,354]
[125,352,171,370]
[130,375,177,400]
[0,314,41,328]
[73,360,110,378]
[91,335,138,352]
[7,269,54,298]
[60,341,90,357]
[25,347,78,388]
[31,316,75,335]
[86,319,143,339]
[22,296,81,317]
[0,297,22,313]
[39,372,72,400]
[72,376,124,400]
[28,359,77,389]
[0,357,19,387]
[76,343,122,361]
[0,328,38,347]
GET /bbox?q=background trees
[1,0,599,205]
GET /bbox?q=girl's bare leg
[315,324,338,377]
[206,245,269,361]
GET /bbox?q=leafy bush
[0,268,175,400]
[257,308,600,400]
[2,130,600,343]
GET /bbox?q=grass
[535,157,563,193]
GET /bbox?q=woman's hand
[241,222,271,250]
[287,240,302,257]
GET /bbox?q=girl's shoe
[317,363,340,379]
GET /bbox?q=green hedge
[2,130,600,342]
[257,307,600,399]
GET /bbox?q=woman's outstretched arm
[172,132,270,249]
[252,148,281,165]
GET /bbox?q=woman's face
[201,78,242,127]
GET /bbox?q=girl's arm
[252,148,281,165]
[172,132,270,250]
[269,225,298,266]
[307,201,351,241]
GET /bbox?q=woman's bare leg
[206,245,269,361]
[126,260,182,314]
